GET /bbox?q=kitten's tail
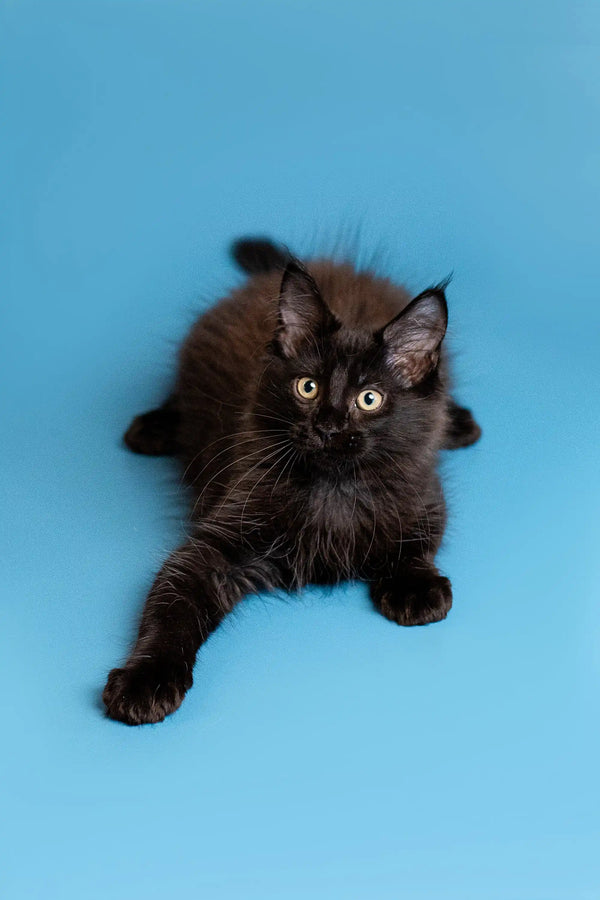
[231,237,292,275]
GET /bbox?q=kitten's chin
[300,447,362,474]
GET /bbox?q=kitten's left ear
[274,260,333,358]
[379,287,448,387]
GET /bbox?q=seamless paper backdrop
[2,1,599,898]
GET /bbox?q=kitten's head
[257,260,448,475]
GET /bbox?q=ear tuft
[380,288,448,387]
[275,261,331,358]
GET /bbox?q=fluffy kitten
[103,238,481,725]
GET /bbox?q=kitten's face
[255,261,449,478]
[269,334,400,470]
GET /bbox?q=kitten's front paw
[372,571,452,626]
[102,658,192,725]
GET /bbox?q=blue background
[2,1,599,897]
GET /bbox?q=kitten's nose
[314,423,339,443]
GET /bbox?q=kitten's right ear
[274,261,331,358]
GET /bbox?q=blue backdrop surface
[2,1,599,898]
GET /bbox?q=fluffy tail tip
[231,237,291,275]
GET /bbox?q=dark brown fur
[104,238,480,725]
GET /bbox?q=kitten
[103,238,481,725]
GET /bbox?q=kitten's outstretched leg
[443,399,481,449]
[124,396,180,456]
[103,534,280,725]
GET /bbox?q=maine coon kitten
[103,238,481,725]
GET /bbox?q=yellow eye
[356,389,384,411]
[295,376,319,400]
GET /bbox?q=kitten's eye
[356,389,384,411]
[295,376,319,400]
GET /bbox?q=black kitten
[103,238,481,725]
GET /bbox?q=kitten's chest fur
[280,474,407,584]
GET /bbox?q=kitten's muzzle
[311,426,362,456]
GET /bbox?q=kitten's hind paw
[102,658,192,725]
[444,402,481,449]
[371,571,452,627]
[123,405,179,456]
